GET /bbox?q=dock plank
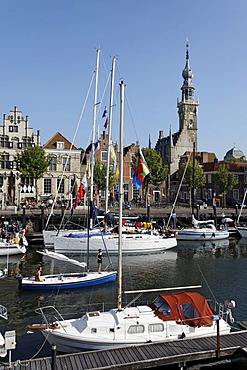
[2,330,247,370]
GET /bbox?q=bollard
[51,343,57,370]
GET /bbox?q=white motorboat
[31,81,235,353]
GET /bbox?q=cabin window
[91,328,97,333]
[127,325,145,334]
[152,297,171,317]
[180,304,198,319]
[109,328,115,333]
[148,323,164,333]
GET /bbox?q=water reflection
[1,238,247,360]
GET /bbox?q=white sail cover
[192,215,214,227]
[37,250,87,268]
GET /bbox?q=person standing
[96,249,103,273]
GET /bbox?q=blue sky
[0,0,246,160]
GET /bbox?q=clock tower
[177,43,199,150]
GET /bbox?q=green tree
[179,160,205,206]
[93,160,118,192]
[16,146,51,201]
[139,148,169,204]
[214,164,237,207]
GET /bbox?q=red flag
[78,184,84,200]
[104,117,109,129]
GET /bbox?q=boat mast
[90,48,100,229]
[117,80,125,311]
[105,57,116,213]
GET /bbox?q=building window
[234,174,239,183]
[57,178,65,193]
[233,189,239,200]
[63,157,71,171]
[132,184,139,200]
[101,151,107,162]
[244,175,247,184]
[9,126,18,133]
[49,156,57,171]
[44,178,52,194]
[207,174,212,183]
[56,141,64,149]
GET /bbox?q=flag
[90,150,95,166]
[82,172,88,189]
[86,160,91,179]
[132,149,150,190]
[102,107,107,118]
[104,117,109,129]
[78,184,84,200]
[94,125,100,151]
[110,145,117,172]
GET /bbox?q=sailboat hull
[53,233,177,255]
[0,241,27,256]
[39,300,231,352]
[176,229,229,241]
[21,271,117,290]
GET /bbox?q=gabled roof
[43,132,78,150]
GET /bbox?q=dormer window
[56,141,64,150]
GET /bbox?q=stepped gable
[43,132,78,150]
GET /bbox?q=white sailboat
[32,81,235,353]
[20,249,116,290]
[175,215,229,241]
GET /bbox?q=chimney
[159,130,164,140]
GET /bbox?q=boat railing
[207,299,235,323]
[34,302,109,329]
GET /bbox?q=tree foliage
[16,146,52,199]
[214,164,237,207]
[93,160,118,192]
[179,160,205,189]
[179,160,205,206]
[142,148,169,187]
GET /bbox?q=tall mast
[105,56,116,213]
[117,80,125,311]
[90,48,100,228]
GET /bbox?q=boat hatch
[87,311,101,318]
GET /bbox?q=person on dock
[96,249,103,273]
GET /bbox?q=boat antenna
[117,80,125,311]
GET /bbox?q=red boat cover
[150,292,214,327]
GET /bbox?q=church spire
[181,41,195,101]
[148,134,151,149]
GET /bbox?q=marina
[0,236,247,367]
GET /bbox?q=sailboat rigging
[31,80,235,352]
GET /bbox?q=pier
[1,330,247,369]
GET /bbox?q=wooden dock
[1,330,247,369]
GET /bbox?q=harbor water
[1,236,247,364]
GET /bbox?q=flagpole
[90,48,100,228]
[105,56,116,214]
